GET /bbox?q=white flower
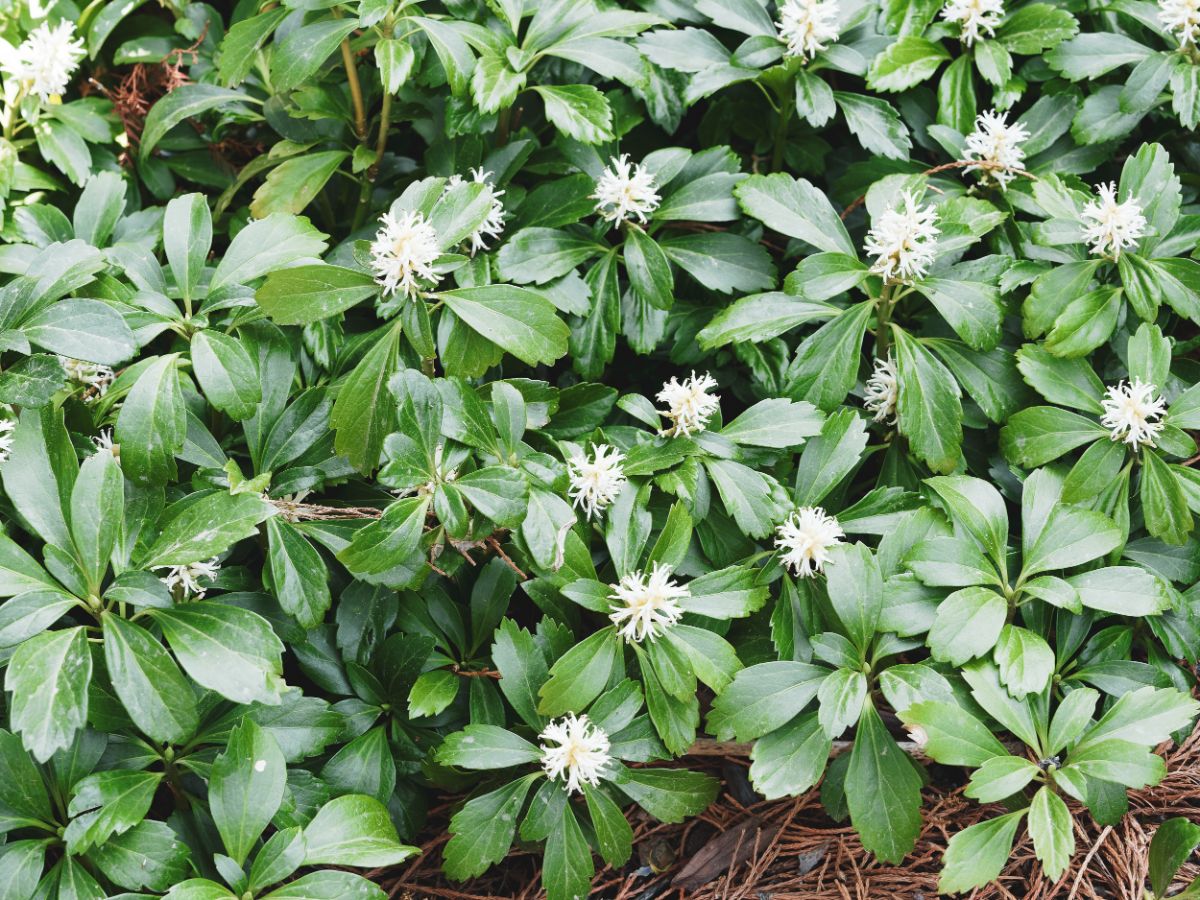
[592,154,660,225]
[369,209,441,299]
[1081,182,1147,260]
[539,713,612,795]
[3,21,85,102]
[940,0,1005,45]
[608,563,688,643]
[91,427,116,455]
[444,167,505,254]
[776,0,841,61]
[1100,378,1167,448]
[567,444,627,520]
[775,507,844,578]
[0,417,15,464]
[905,724,929,748]
[1160,0,1200,46]
[157,558,221,599]
[656,371,720,437]
[864,354,899,424]
[963,109,1030,188]
[863,191,940,284]
[60,357,115,402]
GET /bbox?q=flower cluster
[157,558,221,599]
[776,0,841,62]
[445,168,506,254]
[1100,379,1167,447]
[60,357,115,401]
[592,154,661,225]
[864,191,940,284]
[567,444,627,520]
[864,355,899,424]
[775,507,845,577]
[1080,182,1147,260]
[1160,0,1200,46]
[608,564,688,642]
[538,713,612,794]
[3,21,85,102]
[657,372,720,437]
[963,110,1030,188]
[940,0,1005,45]
[369,209,441,299]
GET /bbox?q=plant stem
[498,105,512,145]
[333,9,367,141]
[771,98,793,173]
[874,283,894,358]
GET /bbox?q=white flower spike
[657,371,720,437]
[567,444,627,520]
[1100,379,1167,448]
[863,191,940,284]
[864,354,899,424]
[940,0,1005,46]
[0,417,15,464]
[608,563,688,643]
[157,558,221,599]
[776,507,845,578]
[963,109,1030,188]
[1081,182,1146,260]
[1160,0,1200,47]
[592,154,661,225]
[369,209,441,299]
[445,168,505,254]
[60,357,115,402]
[539,713,612,794]
[4,21,85,102]
[776,0,841,62]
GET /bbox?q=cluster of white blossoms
[539,713,612,794]
[592,154,661,225]
[1159,0,1200,46]
[444,168,506,254]
[369,209,441,299]
[608,563,688,643]
[1080,182,1146,260]
[940,0,1005,45]
[963,109,1030,188]
[60,357,115,402]
[775,0,841,62]
[657,371,720,437]
[157,558,221,599]
[2,20,85,102]
[863,191,940,284]
[0,416,15,464]
[1100,379,1167,447]
[567,444,627,520]
[864,354,899,424]
[91,427,116,455]
[775,507,845,578]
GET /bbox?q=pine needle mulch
[375,725,1200,900]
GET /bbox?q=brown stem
[840,158,1037,221]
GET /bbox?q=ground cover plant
[1,0,1200,897]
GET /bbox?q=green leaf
[823,542,882,652]
[1028,785,1074,882]
[256,264,378,325]
[0,729,54,826]
[927,587,1006,666]
[163,193,210,302]
[302,795,418,868]
[925,475,1008,568]
[150,602,286,705]
[623,225,673,310]
[6,627,91,761]
[1074,685,1199,752]
[64,769,160,854]
[583,782,633,866]
[438,725,542,769]
[543,803,593,900]
[440,285,569,367]
[103,614,198,745]
[733,174,855,255]
[531,85,614,143]
[445,774,541,880]
[748,712,831,800]
[265,518,331,629]
[913,278,1004,351]
[900,700,1011,766]
[994,625,1055,699]
[407,669,460,718]
[719,397,823,448]
[191,330,262,421]
[140,84,254,160]
[210,718,286,867]
[707,661,826,741]
[262,871,384,900]
[867,37,948,92]
[1044,287,1122,358]
[332,323,402,473]
[538,628,620,717]
[1067,566,1170,616]
[610,766,718,822]
[964,755,1039,803]
[251,151,349,219]
[1000,406,1107,468]
[893,328,962,473]
[271,19,360,93]
[939,812,1026,894]
[1021,503,1122,576]
[209,214,328,294]
[22,299,135,366]
[846,703,922,864]
[1142,448,1192,545]
[115,355,186,485]
[834,92,911,160]
[1149,818,1200,897]
[69,448,123,591]
[141,490,272,568]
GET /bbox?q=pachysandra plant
[2,0,1200,896]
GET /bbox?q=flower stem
[874,284,894,358]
